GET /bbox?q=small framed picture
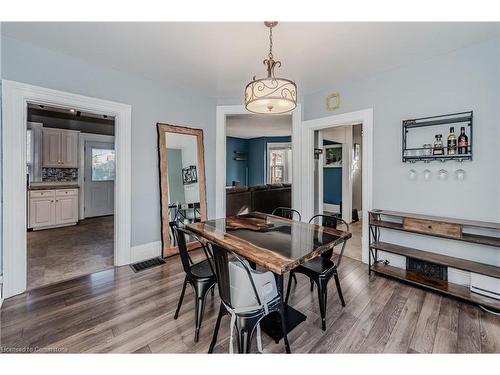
[324,144,342,167]
[182,165,198,185]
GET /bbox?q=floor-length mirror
[157,123,207,257]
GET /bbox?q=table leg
[260,273,307,343]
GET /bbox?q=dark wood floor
[1,250,499,353]
[27,216,114,289]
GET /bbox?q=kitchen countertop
[29,184,80,191]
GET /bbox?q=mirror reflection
[166,133,201,237]
[158,124,207,257]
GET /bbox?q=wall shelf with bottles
[402,111,473,163]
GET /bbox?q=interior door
[84,141,115,218]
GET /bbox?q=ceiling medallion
[245,21,297,114]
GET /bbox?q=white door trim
[78,133,115,220]
[1,80,132,298]
[301,108,374,264]
[215,104,302,219]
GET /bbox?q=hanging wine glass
[408,161,417,180]
[438,160,448,180]
[455,159,466,180]
[423,161,431,181]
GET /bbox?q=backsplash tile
[42,168,78,182]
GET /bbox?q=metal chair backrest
[174,226,195,276]
[209,243,263,311]
[309,214,350,266]
[272,207,302,221]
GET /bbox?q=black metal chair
[272,207,302,221]
[173,226,217,342]
[285,214,350,331]
[208,243,291,354]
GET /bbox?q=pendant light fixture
[245,22,297,114]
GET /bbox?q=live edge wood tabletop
[186,211,352,275]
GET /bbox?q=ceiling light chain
[268,24,273,59]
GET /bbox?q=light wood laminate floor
[27,216,114,290]
[2,249,498,354]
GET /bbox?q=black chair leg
[310,279,315,291]
[238,329,252,354]
[208,303,225,353]
[194,290,209,342]
[292,274,297,284]
[174,277,187,319]
[285,272,294,305]
[317,279,328,331]
[278,307,292,353]
[211,285,215,296]
[333,271,346,307]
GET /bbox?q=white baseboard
[131,241,162,263]
[323,203,340,213]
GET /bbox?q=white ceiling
[226,114,292,139]
[3,22,498,98]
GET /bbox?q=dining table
[186,211,352,342]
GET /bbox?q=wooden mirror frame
[157,123,207,257]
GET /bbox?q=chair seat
[296,255,337,275]
[191,259,215,279]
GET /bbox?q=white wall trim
[131,241,162,263]
[301,108,374,264]
[0,275,4,308]
[78,133,115,220]
[215,104,302,219]
[1,80,132,298]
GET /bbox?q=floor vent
[130,257,166,273]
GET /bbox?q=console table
[368,209,500,311]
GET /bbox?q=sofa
[226,183,292,217]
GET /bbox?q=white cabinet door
[61,131,79,167]
[29,197,55,228]
[42,128,62,167]
[55,195,78,225]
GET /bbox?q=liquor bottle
[458,127,469,154]
[447,127,457,155]
[433,134,444,156]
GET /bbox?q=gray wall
[304,37,500,266]
[1,35,217,248]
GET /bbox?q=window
[92,148,115,181]
[267,143,292,184]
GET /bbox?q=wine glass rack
[402,111,473,163]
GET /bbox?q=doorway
[2,80,131,298]
[300,108,373,264]
[314,123,363,260]
[26,104,116,290]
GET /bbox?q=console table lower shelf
[371,263,500,311]
[368,210,500,312]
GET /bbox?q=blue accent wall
[226,136,291,186]
[323,140,342,205]
[226,137,249,186]
[323,168,342,205]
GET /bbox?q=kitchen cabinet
[29,189,79,229]
[42,128,79,168]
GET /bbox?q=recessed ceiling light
[69,108,76,113]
